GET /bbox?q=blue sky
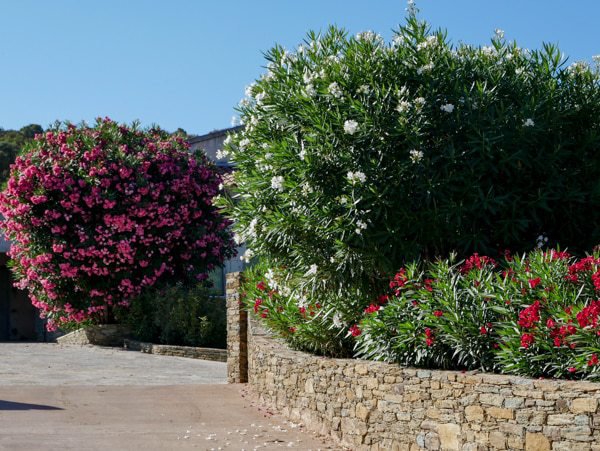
[1,0,599,135]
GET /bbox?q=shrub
[120,283,226,349]
[355,248,600,380]
[241,262,354,356]
[220,15,600,354]
[0,118,234,331]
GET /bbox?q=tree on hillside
[0,124,44,183]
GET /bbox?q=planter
[56,324,130,347]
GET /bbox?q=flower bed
[244,248,600,381]
[227,272,600,451]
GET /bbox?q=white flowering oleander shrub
[221,16,600,355]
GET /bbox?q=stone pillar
[226,272,247,383]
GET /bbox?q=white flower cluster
[409,149,424,163]
[244,83,256,98]
[416,63,434,75]
[357,84,371,95]
[347,171,366,184]
[523,118,535,127]
[536,234,549,249]
[481,46,497,57]
[328,82,343,99]
[440,103,455,113]
[414,97,426,108]
[416,35,438,51]
[567,61,589,74]
[305,83,317,97]
[494,28,505,39]
[239,248,254,263]
[344,120,359,135]
[271,175,284,191]
[332,311,344,328]
[355,219,368,235]
[245,218,258,239]
[265,268,278,290]
[215,148,229,160]
[239,138,250,150]
[355,31,381,42]
[396,100,411,113]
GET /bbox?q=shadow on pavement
[0,400,63,411]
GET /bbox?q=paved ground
[0,343,225,385]
[0,343,338,450]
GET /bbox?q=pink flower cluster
[0,118,234,330]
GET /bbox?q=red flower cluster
[517,301,541,329]
[461,253,497,274]
[424,327,435,346]
[0,119,234,330]
[548,322,576,347]
[349,324,362,337]
[364,304,380,314]
[389,268,408,294]
[528,278,541,289]
[576,300,600,329]
[566,256,600,285]
[433,310,443,317]
[520,333,535,348]
[256,281,267,291]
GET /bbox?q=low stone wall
[249,334,600,451]
[56,324,129,347]
[123,339,226,362]
[225,272,600,451]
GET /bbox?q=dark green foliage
[222,16,600,361]
[120,283,226,349]
[0,124,43,183]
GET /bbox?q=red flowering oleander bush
[355,248,600,380]
[0,118,234,331]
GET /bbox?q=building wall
[0,256,42,341]
[189,126,246,294]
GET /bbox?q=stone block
[505,397,525,409]
[479,393,504,407]
[487,407,515,420]
[489,431,507,449]
[437,423,461,451]
[525,432,550,451]
[547,414,576,426]
[464,405,484,422]
[355,403,371,421]
[571,398,598,414]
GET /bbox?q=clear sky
[1,0,599,136]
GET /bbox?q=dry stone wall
[248,333,600,451]
[226,272,600,450]
[123,339,226,362]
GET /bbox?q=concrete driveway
[0,343,337,450]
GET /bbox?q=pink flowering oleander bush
[0,118,234,331]
[354,247,600,380]
[220,13,600,356]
